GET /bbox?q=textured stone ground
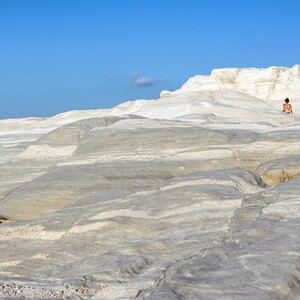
[1,66,300,299]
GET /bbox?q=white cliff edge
[161,65,300,104]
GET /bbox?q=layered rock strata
[0,66,300,299]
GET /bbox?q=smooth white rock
[1,65,300,299]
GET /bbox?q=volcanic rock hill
[0,65,300,299]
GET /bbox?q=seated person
[282,98,293,114]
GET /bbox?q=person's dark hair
[285,98,290,103]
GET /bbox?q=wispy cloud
[131,71,157,87]
[104,70,113,78]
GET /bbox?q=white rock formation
[0,66,300,299]
[161,65,300,109]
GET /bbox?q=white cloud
[131,71,157,86]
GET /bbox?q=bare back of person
[282,98,293,114]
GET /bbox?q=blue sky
[1,0,300,119]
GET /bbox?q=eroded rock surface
[1,66,300,299]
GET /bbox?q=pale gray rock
[1,66,300,299]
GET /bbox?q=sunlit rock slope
[161,65,300,109]
[0,65,300,299]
